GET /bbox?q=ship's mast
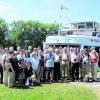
[58,3,63,36]
[58,1,69,36]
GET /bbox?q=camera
[84,62,86,64]
[74,59,76,61]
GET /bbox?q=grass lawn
[0,83,97,100]
[97,67,100,72]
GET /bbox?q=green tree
[8,20,58,48]
[0,18,8,47]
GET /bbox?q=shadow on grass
[13,83,43,90]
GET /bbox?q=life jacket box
[90,55,98,63]
[92,32,97,36]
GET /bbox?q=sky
[0,0,100,25]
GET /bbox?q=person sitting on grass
[18,59,26,88]
[24,62,33,86]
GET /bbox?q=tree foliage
[8,20,58,48]
[0,18,8,47]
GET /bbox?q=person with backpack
[89,50,99,81]
[44,48,55,82]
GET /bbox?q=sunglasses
[9,52,14,54]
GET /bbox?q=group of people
[0,46,99,88]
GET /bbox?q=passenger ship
[43,21,100,49]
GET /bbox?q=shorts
[45,67,54,72]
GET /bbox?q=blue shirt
[44,53,55,67]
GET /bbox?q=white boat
[43,21,100,49]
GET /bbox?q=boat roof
[71,21,98,25]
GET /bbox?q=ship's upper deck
[71,21,99,29]
[60,21,100,36]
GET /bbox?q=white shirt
[54,54,60,62]
[70,52,79,63]
[17,54,25,61]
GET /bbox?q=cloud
[0,1,19,22]
[0,5,8,11]
[0,1,9,12]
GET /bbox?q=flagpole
[58,3,63,36]
[58,2,69,36]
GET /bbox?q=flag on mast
[60,3,64,10]
[60,3,69,11]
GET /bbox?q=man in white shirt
[54,49,61,81]
[17,49,25,61]
[70,48,80,81]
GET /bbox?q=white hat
[91,50,96,53]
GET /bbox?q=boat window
[86,23,93,29]
[78,25,85,29]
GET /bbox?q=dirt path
[70,82,100,88]
[70,82,100,100]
